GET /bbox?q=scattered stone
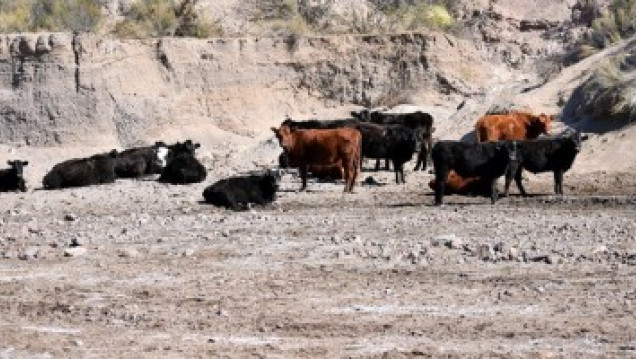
[507,247,520,261]
[363,176,381,186]
[477,244,495,261]
[181,248,196,257]
[70,237,84,247]
[64,247,87,257]
[2,250,18,259]
[64,213,78,222]
[592,245,608,255]
[529,255,553,264]
[438,234,462,249]
[18,246,39,260]
[118,248,140,258]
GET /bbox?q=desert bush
[115,0,222,38]
[0,0,103,33]
[584,0,636,49]
[0,1,31,32]
[382,1,455,31]
[570,56,636,122]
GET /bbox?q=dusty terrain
[0,166,635,358]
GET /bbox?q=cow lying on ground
[0,160,29,192]
[351,109,434,171]
[203,172,279,210]
[475,111,554,143]
[279,152,343,181]
[115,142,169,178]
[503,130,588,196]
[428,171,491,196]
[271,124,361,192]
[432,141,516,205]
[43,151,118,189]
[356,122,416,184]
[159,140,207,184]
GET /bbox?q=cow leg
[374,159,381,171]
[502,161,518,197]
[300,166,308,191]
[384,158,390,171]
[554,170,564,195]
[490,178,499,204]
[414,144,427,171]
[514,168,527,196]
[434,169,447,205]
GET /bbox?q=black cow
[432,141,516,205]
[280,117,361,130]
[351,109,434,171]
[43,150,118,189]
[503,131,588,196]
[355,122,416,183]
[203,172,279,210]
[115,142,169,178]
[159,140,206,184]
[0,160,29,192]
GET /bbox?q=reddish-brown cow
[475,111,554,143]
[271,125,361,192]
[428,171,491,196]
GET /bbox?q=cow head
[565,129,589,152]
[537,113,555,134]
[271,125,294,152]
[7,160,28,192]
[167,140,201,160]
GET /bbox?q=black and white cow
[503,130,588,196]
[203,172,279,210]
[0,160,29,192]
[42,150,118,189]
[115,142,169,178]
[432,141,517,205]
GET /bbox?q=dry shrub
[0,0,103,33]
[572,56,636,122]
[115,0,222,38]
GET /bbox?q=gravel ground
[0,168,635,358]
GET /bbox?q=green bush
[0,1,31,32]
[587,0,636,49]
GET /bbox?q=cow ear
[7,160,12,165]
[431,126,436,133]
[155,141,167,147]
[581,134,589,141]
[109,149,118,157]
[22,161,29,166]
[270,127,278,134]
[195,143,201,149]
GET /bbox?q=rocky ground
[0,166,635,358]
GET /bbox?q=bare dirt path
[0,170,635,358]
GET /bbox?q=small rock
[477,244,495,261]
[18,246,39,260]
[64,213,78,222]
[507,247,519,261]
[592,245,608,255]
[529,255,553,264]
[181,248,196,257]
[2,250,18,259]
[64,247,87,257]
[70,237,84,247]
[118,248,140,258]
[443,236,463,250]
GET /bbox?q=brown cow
[428,171,491,196]
[271,125,361,192]
[475,111,554,143]
[279,152,343,181]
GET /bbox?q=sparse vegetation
[386,1,455,31]
[0,0,103,33]
[115,0,222,38]
[571,55,636,122]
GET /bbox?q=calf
[271,124,361,192]
[43,151,118,189]
[432,141,516,205]
[503,131,588,196]
[158,140,206,184]
[355,123,416,184]
[203,172,279,210]
[475,111,554,143]
[428,170,491,196]
[0,160,29,192]
[115,142,169,178]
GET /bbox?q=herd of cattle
[0,107,588,210]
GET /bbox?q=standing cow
[0,160,29,192]
[43,151,118,189]
[503,130,588,196]
[475,111,554,143]
[271,124,361,192]
[432,141,517,205]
